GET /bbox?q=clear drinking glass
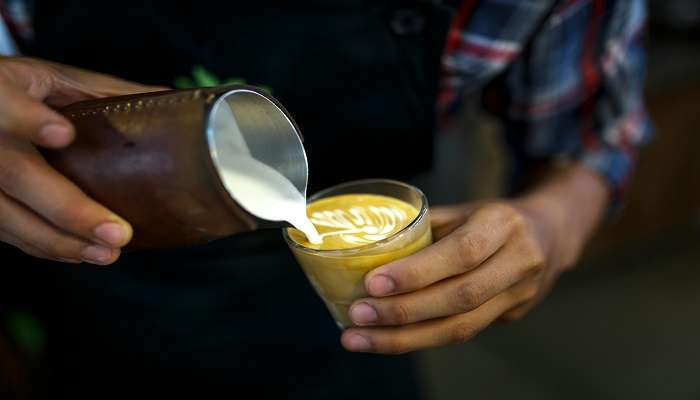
[283,179,432,328]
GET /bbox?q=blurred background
[1,1,699,399]
[414,1,700,398]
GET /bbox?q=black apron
[9,1,452,397]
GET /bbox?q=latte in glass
[284,180,432,328]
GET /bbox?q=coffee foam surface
[290,194,419,250]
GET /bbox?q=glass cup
[283,179,433,328]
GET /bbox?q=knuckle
[398,263,424,290]
[387,301,412,325]
[0,157,29,191]
[28,69,54,97]
[49,200,91,232]
[38,236,81,260]
[482,202,514,219]
[450,320,478,344]
[37,243,67,260]
[381,337,409,355]
[506,209,528,231]
[483,202,526,230]
[454,230,487,264]
[511,281,539,305]
[1,56,40,76]
[46,205,75,230]
[520,237,546,271]
[451,281,482,312]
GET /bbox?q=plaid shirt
[440,0,652,207]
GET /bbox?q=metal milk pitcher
[41,85,308,250]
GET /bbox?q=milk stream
[217,156,321,243]
[213,101,321,244]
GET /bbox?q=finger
[365,203,521,297]
[500,271,554,322]
[0,75,75,147]
[1,57,167,106]
[0,57,164,148]
[0,229,81,263]
[342,278,537,354]
[429,203,480,240]
[46,60,169,105]
[500,301,537,322]
[0,229,62,261]
[0,191,117,265]
[0,140,133,248]
[350,245,543,326]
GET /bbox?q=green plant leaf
[192,65,221,87]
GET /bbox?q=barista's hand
[0,56,164,264]
[341,164,609,353]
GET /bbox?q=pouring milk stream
[211,99,322,244]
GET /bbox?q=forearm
[513,162,610,269]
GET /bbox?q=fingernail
[368,274,396,296]
[350,302,378,325]
[38,123,71,146]
[94,222,128,247]
[344,334,372,352]
[81,245,113,265]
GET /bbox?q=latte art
[310,205,410,245]
[290,193,420,250]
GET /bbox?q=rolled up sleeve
[482,0,653,213]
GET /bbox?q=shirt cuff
[578,113,654,219]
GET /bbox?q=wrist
[513,163,610,270]
[514,193,576,272]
